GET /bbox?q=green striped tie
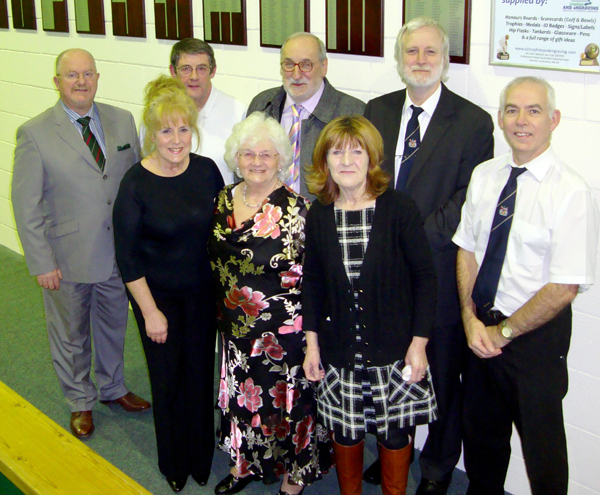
[77,117,106,171]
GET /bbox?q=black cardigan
[302,188,437,368]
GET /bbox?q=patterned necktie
[396,105,424,191]
[287,104,302,190]
[77,116,105,172]
[472,166,528,310]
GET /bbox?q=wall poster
[42,0,68,32]
[490,0,600,73]
[260,0,309,48]
[203,0,246,45]
[403,0,472,64]
[75,0,105,34]
[155,0,192,40]
[326,0,383,57]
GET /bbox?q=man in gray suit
[12,48,150,439]
[247,32,365,199]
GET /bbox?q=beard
[400,61,444,89]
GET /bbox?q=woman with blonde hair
[114,75,224,492]
[302,115,438,495]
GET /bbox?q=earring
[236,166,241,176]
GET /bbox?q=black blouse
[113,153,224,294]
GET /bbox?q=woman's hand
[144,308,168,344]
[303,331,324,381]
[404,336,429,384]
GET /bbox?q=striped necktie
[396,105,424,191]
[472,166,528,310]
[287,104,302,190]
[77,117,105,172]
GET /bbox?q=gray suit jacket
[247,78,365,199]
[12,100,141,284]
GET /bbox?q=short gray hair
[170,38,216,71]
[394,17,449,83]
[55,48,96,75]
[281,32,327,62]
[224,112,293,181]
[499,76,556,117]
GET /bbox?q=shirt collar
[402,83,442,119]
[507,145,555,182]
[61,100,97,124]
[284,79,326,115]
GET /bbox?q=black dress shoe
[214,473,260,495]
[362,458,381,485]
[167,477,187,492]
[416,476,452,495]
[192,474,208,486]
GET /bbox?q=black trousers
[419,320,468,481]
[130,288,216,480]
[463,306,571,495]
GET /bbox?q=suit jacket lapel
[96,103,116,170]
[52,101,102,172]
[384,91,405,178]
[407,84,454,188]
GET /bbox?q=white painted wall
[1,1,599,493]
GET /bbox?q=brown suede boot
[333,439,364,495]
[380,440,412,495]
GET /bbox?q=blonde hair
[142,75,199,156]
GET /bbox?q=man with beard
[363,17,494,495]
[247,32,364,200]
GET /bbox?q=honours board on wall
[491,0,600,73]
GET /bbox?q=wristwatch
[500,320,516,340]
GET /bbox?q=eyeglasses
[176,64,212,76]
[56,71,97,81]
[238,151,279,162]
[280,60,314,72]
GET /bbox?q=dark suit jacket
[302,189,437,368]
[364,84,494,325]
[247,78,365,200]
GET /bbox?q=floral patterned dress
[209,184,330,486]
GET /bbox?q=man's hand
[37,268,63,290]
[464,316,503,359]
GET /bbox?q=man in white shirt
[454,76,599,495]
[141,38,246,184]
[364,17,494,494]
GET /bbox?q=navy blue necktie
[472,166,528,310]
[396,105,424,191]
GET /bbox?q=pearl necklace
[242,181,281,208]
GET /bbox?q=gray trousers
[42,268,129,412]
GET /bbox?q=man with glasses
[247,32,364,199]
[12,48,150,439]
[166,38,246,184]
[363,17,494,494]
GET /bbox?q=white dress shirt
[453,146,599,316]
[393,84,442,185]
[140,86,246,185]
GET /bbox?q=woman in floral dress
[208,112,329,495]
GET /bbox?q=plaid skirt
[317,358,438,440]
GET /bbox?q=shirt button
[107,226,111,230]
[103,175,108,180]
[107,199,112,205]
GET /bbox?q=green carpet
[0,244,478,494]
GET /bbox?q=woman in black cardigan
[302,115,438,495]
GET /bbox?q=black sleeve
[301,203,326,334]
[113,168,146,283]
[397,194,438,339]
